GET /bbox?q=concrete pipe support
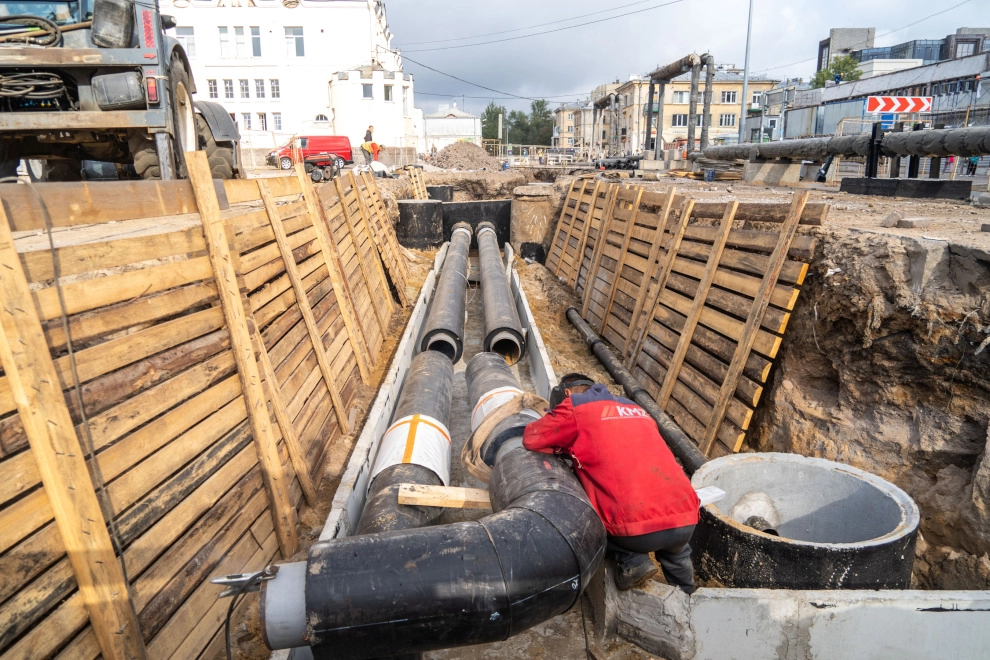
[477,221,526,364]
[420,222,472,362]
[690,453,920,589]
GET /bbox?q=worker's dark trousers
[607,525,696,592]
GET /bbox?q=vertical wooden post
[580,184,619,317]
[655,201,737,409]
[567,180,597,287]
[359,170,410,303]
[699,193,808,455]
[348,171,397,314]
[599,186,644,332]
[187,151,299,558]
[294,166,374,384]
[259,180,351,435]
[551,179,582,277]
[0,205,146,659]
[334,176,391,334]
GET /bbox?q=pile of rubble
[429,142,502,171]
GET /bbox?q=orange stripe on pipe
[402,414,420,463]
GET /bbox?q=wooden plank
[361,170,408,280]
[676,239,808,285]
[600,186,643,335]
[187,150,299,558]
[348,170,396,315]
[699,192,809,456]
[0,180,198,231]
[580,185,619,317]
[357,170,409,305]
[626,198,694,368]
[334,176,390,333]
[553,180,584,277]
[0,204,145,658]
[684,200,828,225]
[656,202,737,408]
[260,179,350,435]
[398,483,492,509]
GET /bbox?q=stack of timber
[546,181,828,459]
[0,153,407,659]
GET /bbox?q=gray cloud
[384,0,990,114]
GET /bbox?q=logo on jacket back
[600,404,650,421]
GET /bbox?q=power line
[401,0,689,53]
[416,90,592,101]
[758,0,973,73]
[394,0,657,47]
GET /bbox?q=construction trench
[0,147,989,660]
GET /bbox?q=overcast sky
[384,0,990,115]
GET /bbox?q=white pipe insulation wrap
[370,413,452,486]
[470,385,524,431]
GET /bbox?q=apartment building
[164,0,421,161]
[552,104,583,148]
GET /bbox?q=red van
[268,135,353,170]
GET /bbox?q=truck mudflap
[195,101,239,143]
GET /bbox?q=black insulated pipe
[355,350,454,535]
[465,351,524,432]
[566,307,708,475]
[477,221,526,365]
[420,222,472,363]
[297,353,605,659]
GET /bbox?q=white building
[163,0,422,165]
[423,104,481,152]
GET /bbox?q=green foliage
[811,55,863,89]
[503,100,554,145]
[480,101,507,140]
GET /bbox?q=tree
[528,100,553,146]
[811,55,863,89]
[507,110,529,144]
[480,101,507,140]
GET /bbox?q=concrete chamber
[690,453,920,589]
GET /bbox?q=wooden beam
[348,170,397,315]
[295,167,374,384]
[568,180,598,288]
[259,180,351,436]
[656,201,737,409]
[0,203,146,658]
[359,170,410,304]
[334,176,391,334]
[699,192,809,456]
[397,483,492,509]
[600,186,643,334]
[187,151,299,558]
[580,185,619,317]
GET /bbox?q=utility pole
[738,0,754,143]
[498,113,503,157]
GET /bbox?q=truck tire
[169,55,198,178]
[196,115,235,179]
[26,159,83,182]
[129,132,161,179]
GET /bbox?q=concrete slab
[743,161,803,186]
[897,217,932,229]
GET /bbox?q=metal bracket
[210,564,279,598]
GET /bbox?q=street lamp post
[738,0,754,143]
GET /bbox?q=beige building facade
[552,104,582,148]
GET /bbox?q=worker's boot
[613,553,658,591]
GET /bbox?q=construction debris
[429,142,503,171]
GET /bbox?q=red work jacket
[523,385,699,537]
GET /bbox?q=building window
[250,26,261,57]
[234,26,246,58]
[673,91,689,104]
[255,79,265,99]
[403,86,409,115]
[257,113,267,131]
[567,113,573,120]
[239,79,249,99]
[241,113,251,130]
[721,90,737,104]
[956,42,975,58]
[568,138,574,146]
[362,84,373,99]
[273,112,282,131]
[719,113,736,127]
[285,27,304,57]
[384,84,393,101]
[567,126,573,133]
[175,27,195,58]
[218,26,231,58]
[315,114,329,123]
[207,79,218,99]
[768,118,778,129]
[752,92,761,105]
[672,114,688,126]
[270,79,280,99]
[223,79,234,99]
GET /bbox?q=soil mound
[430,142,502,171]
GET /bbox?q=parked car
[268,136,352,170]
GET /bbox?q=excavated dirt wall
[751,228,990,589]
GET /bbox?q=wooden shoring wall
[351,170,410,307]
[0,155,402,659]
[573,183,617,297]
[545,179,584,277]
[557,181,827,460]
[407,167,429,200]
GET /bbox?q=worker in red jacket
[523,373,700,592]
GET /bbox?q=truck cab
[269,135,353,171]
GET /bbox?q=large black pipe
[420,222,472,363]
[297,352,605,659]
[355,350,454,535]
[477,221,526,365]
[566,307,708,475]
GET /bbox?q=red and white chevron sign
[865,96,932,113]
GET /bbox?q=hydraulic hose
[566,307,708,475]
[420,222,472,362]
[261,353,606,658]
[477,221,526,365]
[355,350,454,535]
